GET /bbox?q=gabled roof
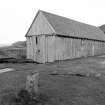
[99,25,105,34]
[26,10,55,36]
[26,10,105,41]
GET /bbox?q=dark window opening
[36,37,38,45]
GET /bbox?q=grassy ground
[1,56,105,104]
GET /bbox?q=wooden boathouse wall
[26,35,105,63]
[26,10,105,63]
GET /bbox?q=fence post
[26,72,39,93]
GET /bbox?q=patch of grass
[1,89,53,105]
[0,57,105,104]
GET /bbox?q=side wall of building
[45,35,56,62]
[26,37,33,60]
[26,35,46,63]
[55,36,105,61]
[26,35,56,63]
[26,35,105,63]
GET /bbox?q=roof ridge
[41,11,56,34]
[26,10,105,41]
[39,10,97,28]
[38,10,105,41]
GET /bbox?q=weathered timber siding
[55,36,65,60]
[45,36,55,62]
[27,12,54,36]
[101,42,105,54]
[27,35,105,63]
[32,36,36,61]
[55,37,82,61]
[38,35,46,63]
[27,35,46,63]
[55,36,105,61]
[63,38,73,59]
[27,37,33,59]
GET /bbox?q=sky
[0,0,105,45]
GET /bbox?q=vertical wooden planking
[72,38,75,58]
[86,40,88,57]
[95,41,98,55]
[29,37,31,59]
[55,36,59,61]
[40,35,46,63]
[100,42,103,55]
[65,38,71,59]
[74,39,77,57]
[88,40,92,56]
[88,40,91,56]
[69,38,73,59]
[35,35,50,63]
[79,39,83,57]
[33,36,36,61]
[100,42,104,55]
[84,40,87,57]
[73,39,75,58]
[74,39,76,58]
[27,12,54,36]
[75,39,78,57]
[80,39,87,57]
[98,42,101,55]
[27,37,30,59]
[31,37,34,59]
[46,36,55,62]
[43,35,46,63]
[85,40,88,57]
[75,39,81,58]
[55,36,64,61]
[92,41,94,56]
[73,38,78,58]
[36,36,41,63]
[26,37,29,59]
[95,41,99,55]
[102,42,105,54]
[78,39,82,57]
[66,38,72,59]
[70,38,73,58]
[29,37,32,59]
[100,42,102,55]
[74,39,80,58]
[45,36,48,62]
[71,38,74,58]
[31,36,34,60]
[89,40,92,56]
[27,34,105,63]
[63,38,67,60]
[28,37,32,59]
[103,42,105,54]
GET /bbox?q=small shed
[26,10,105,63]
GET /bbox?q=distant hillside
[12,41,26,48]
[99,25,105,34]
[0,41,26,59]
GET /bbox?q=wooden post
[26,72,39,93]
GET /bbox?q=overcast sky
[0,0,105,45]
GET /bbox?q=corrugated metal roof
[40,10,105,41]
